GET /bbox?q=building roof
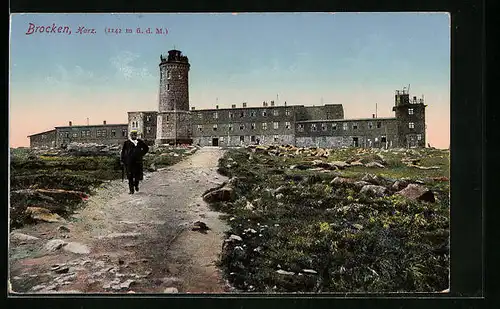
[297,117,397,123]
[54,124,128,129]
[127,111,157,114]
[193,105,305,112]
[27,129,56,137]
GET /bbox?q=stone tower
[393,88,427,148]
[156,49,192,145]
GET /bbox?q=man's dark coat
[121,139,149,180]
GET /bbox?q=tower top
[160,49,189,64]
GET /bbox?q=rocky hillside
[205,145,450,293]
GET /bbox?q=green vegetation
[213,147,450,293]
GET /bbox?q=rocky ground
[208,145,450,293]
[9,146,230,294]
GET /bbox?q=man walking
[121,130,149,194]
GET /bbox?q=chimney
[231,104,236,108]
[103,120,107,125]
[270,101,275,106]
[191,106,196,110]
[242,102,247,108]
[284,101,287,107]
[216,105,219,109]
[69,121,72,126]
[372,114,375,118]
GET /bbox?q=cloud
[45,64,96,86]
[110,51,154,80]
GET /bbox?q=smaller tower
[393,88,427,148]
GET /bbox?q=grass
[212,147,450,293]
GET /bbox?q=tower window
[228,124,233,131]
[409,122,415,129]
[273,110,279,116]
[213,124,218,131]
[262,110,267,117]
[240,111,245,118]
[285,121,291,129]
[368,122,373,129]
[343,123,348,131]
[122,129,127,137]
[408,108,414,115]
[198,125,203,132]
[273,135,279,142]
[240,124,245,130]
[240,136,245,142]
[273,122,279,129]
[213,112,218,119]
[311,124,317,132]
[167,84,170,90]
[352,123,358,130]
[146,116,151,122]
[298,124,304,132]
[229,112,234,118]
[417,134,422,140]
[251,123,256,130]
[377,122,382,128]
[262,123,268,130]
[251,111,256,117]
[146,127,151,134]
[167,71,171,79]
[285,109,291,116]
[322,123,327,131]
[198,113,202,119]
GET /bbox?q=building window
[228,124,233,131]
[273,110,279,116]
[251,136,256,142]
[377,122,382,128]
[229,112,234,119]
[146,127,151,134]
[198,125,203,132]
[240,111,245,118]
[65,132,69,138]
[111,130,116,137]
[321,123,327,131]
[408,108,414,115]
[73,133,78,138]
[213,124,218,131]
[81,131,86,137]
[285,109,291,116]
[213,112,218,119]
[311,124,317,132]
[96,129,107,137]
[332,124,337,130]
[146,116,151,122]
[251,123,256,130]
[368,122,373,129]
[262,123,268,130]
[273,135,279,142]
[198,113,202,119]
[343,123,348,131]
[178,73,182,79]
[122,129,127,137]
[417,134,422,140]
[273,122,279,129]
[285,121,291,129]
[353,123,358,130]
[298,124,304,132]
[251,111,256,117]
[262,110,267,117]
[167,84,170,90]
[167,71,171,79]
[240,124,245,130]
[240,136,244,142]
[409,122,415,129]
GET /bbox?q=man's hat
[130,130,138,134]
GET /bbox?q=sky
[9,13,450,148]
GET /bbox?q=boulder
[360,185,387,197]
[330,177,351,185]
[202,186,236,203]
[330,161,350,169]
[365,162,385,168]
[349,161,364,167]
[63,242,91,254]
[395,184,435,203]
[25,207,64,223]
[392,180,409,191]
[44,239,67,252]
[353,181,371,188]
[10,232,39,241]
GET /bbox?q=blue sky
[9,13,450,147]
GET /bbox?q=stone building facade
[28,49,427,149]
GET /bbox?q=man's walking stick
[121,163,125,182]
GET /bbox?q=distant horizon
[9,12,450,149]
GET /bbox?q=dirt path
[9,147,231,294]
